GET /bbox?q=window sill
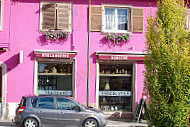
[101,30,132,35]
[39,29,72,34]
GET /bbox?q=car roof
[22,95,74,100]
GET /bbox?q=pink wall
[0,0,157,104]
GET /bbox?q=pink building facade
[0,0,181,120]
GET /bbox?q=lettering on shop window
[111,56,128,60]
[38,90,72,96]
[99,91,132,96]
[42,53,69,58]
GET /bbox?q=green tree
[144,0,190,126]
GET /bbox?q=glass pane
[56,98,78,110]
[117,9,128,30]
[38,97,55,109]
[99,64,133,111]
[38,62,72,96]
[105,8,115,30]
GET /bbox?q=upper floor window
[90,4,144,33]
[40,2,72,32]
[0,0,3,31]
[104,8,129,32]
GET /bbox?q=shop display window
[99,64,133,111]
[38,62,73,96]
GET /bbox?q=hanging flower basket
[106,33,130,45]
[43,31,70,41]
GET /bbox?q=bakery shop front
[34,50,77,97]
[96,52,145,118]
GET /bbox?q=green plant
[106,33,129,45]
[44,31,69,41]
[144,0,190,126]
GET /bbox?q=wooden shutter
[42,4,56,30]
[90,6,102,31]
[57,3,72,31]
[132,8,144,32]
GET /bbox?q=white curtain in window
[105,8,115,30]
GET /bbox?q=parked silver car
[13,95,107,127]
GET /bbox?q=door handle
[59,112,64,114]
[37,111,43,113]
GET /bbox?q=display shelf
[38,73,72,76]
[99,74,132,77]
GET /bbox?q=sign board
[135,98,147,123]
[35,53,76,58]
[98,54,144,61]
[38,90,72,96]
[99,91,132,96]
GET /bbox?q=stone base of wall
[104,111,134,119]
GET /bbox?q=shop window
[99,64,133,111]
[40,2,72,32]
[0,0,3,31]
[90,4,144,33]
[37,62,73,96]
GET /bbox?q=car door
[35,97,59,127]
[56,97,81,127]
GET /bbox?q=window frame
[102,4,132,34]
[0,0,3,31]
[40,1,72,32]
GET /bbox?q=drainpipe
[87,0,91,107]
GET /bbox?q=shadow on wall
[4,54,19,73]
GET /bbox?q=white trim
[72,58,77,99]
[39,1,72,33]
[133,62,137,117]
[96,51,147,55]
[95,60,99,109]
[34,59,38,96]
[0,0,3,31]
[102,3,132,33]
[0,62,7,120]
[34,50,78,54]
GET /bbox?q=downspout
[87,0,91,107]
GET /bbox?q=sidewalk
[107,119,148,127]
[0,119,148,127]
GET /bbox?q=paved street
[0,119,148,127]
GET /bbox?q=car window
[20,97,26,107]
[37,97,55,109]
[56,98,80,110]
[31,98,38,108]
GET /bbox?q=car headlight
[98,112,105,118]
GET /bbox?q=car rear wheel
[83,118,98,127]
[24,117,38,127]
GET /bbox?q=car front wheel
[24,117,38,127]
[83,118,98,127]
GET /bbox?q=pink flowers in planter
[106,33,130,46]
[43,31,70,42]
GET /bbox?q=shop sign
[99,91,132,96]
[98,55,144,61]
[38,90,72,96]
[35,53,76,58]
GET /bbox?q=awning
[96,51,146,61]
[34,50,77,59]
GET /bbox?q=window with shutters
[0,0,3,31]
[90,4,144,33]
[40,2,72,32]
